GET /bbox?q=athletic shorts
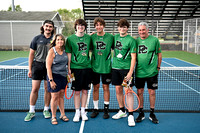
[47,73,68,92]
[31,61,47,80]
[91,71,112,85]
[135,74,158,90]
[71,68,92,91]
[111,69,134,87]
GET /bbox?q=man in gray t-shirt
[24,20,55,122]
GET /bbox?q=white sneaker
[81,112,88,121]
[128,115,135,127]
[73,112,80,122]
[112,110,127,119]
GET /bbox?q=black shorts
[92,71,112,85]
[111,69,134,87]
[32,61,47,80]
[135,74,158,90]
[71,68,92,91]
[47,73,68,93]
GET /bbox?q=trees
[57,8,84,37]
[8,5,22,11]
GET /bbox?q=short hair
[74,19,87,31]
[138,22,149,30]
[94,17,105,27]
[40,20,55,35]
[50,34,66,50]
[117,18,130,28]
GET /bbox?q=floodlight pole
[12,0,15,12]
[152,0,154,35]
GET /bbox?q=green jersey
[91,33,114,74]
[135,35,161,78]
[65,34,92,69]
[112,34,136,70]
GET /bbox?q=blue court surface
[0,58,200,133]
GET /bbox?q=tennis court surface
[0,57,199,133]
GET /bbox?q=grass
[0,50,199,66]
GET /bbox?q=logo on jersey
[96,41,106,50]
[115,41,122,50]
[138,45,148,54]
[77,42,87,51]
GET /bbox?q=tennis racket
[65,73,75,99]
[122,77,140,112]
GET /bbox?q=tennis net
[0,66,199,112]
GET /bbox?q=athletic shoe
[43,110,51,119]
[112,110,127,119]
[135,112,145,123]
[90,109,99,118]
[24,112,35,121]
[149,113,159,124]
[128,115,135,127]
[81,112,88,121]
[73,112,80,122]
[103,108,109,119]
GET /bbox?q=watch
[157,67,160,69]
[49,79,53,82]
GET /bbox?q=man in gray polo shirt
[24,20,55,121]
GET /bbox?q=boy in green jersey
[90,17,114,119]
[65,19,92,122]
[111,18,137,127]
[135,22,162,124]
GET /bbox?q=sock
[150,108,154,114]
[93,100,99,110]
[129,112,133,116]
[81,107,85,114]
[104,101,109,110]
[75,108,80,115]
[44,106,49,111]
[120,107,125,113]
[29,105,35,113]
[139,108,144,113]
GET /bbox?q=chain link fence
[0,19,199,54]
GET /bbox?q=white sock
[44,106,49,111]
[93,100,99,110]
[104,101,109,105]
[75,109,80,115]
[29,105,35,113]
[81,107,85,114]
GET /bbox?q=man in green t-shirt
[135,22,162,124]
[90,17,114,119]
[111,18,137,127]
[65,19,92,122]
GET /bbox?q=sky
[0,0,83,11]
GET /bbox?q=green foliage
[8,5,22,11]
[57,8,84,37]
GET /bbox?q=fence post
[10,21,14,51]
[182,20,185,51]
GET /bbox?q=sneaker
[43,110,51,119]
[135,112,145,123]
[73,112,80,122]
[81,112,88,121]
[149,113,159,124]
[112,110,127,119]
[24,112,35,121]
[128,115,135,127]
[103,109,110,119]
[90,109,99,118]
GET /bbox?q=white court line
[174,58,200,66]
[15,60,28,66]
[79,84,93,133]
[0,57,22,63]
[161,71,200,94]
[162,60,176,67]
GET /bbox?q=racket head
[124,89,140,112]
[64,82,74,99]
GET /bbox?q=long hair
[40,20,55,35]
[50,34,66,50]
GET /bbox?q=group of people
[24,17,162,127]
